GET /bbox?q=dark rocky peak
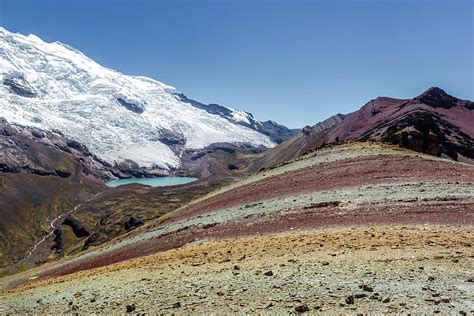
[175,92,235,121]
[116,97,145,114]
[157,128,186,147]
[3,77,36,98]
[257,120,300,144]
[412,87,460,109]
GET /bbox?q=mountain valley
[0,25,473,314]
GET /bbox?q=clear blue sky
[1,0,472,128]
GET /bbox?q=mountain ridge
[248,87,474,172]
[0,27,297,173]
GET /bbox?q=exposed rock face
[124,216,144,231]
[0,118,108,273]
[157,128,187,156]
[302,114,346,137]
[116,97,145,114]
[0,118,119,180]
[3,78,36,98]
[256,120,300,144]
[114,159,169,179]
[249,87,474,171]
[176,93,299,144]
[363,111,474,161]
[411,87,473,109]
[63,217,90,238]
[0,118,174,180]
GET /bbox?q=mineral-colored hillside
[1,142,472,314]
[248,88,474,173]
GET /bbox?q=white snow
[0,27,275,169]
[226,107,253,125]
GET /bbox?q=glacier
[0,27,275,169]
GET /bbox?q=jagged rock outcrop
[248,87,474,172]
[124,216,144,231]
[116,97,145,114]
[3,77,36,98]
[63,217,90,238]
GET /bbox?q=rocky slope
[0,118,108,272]
[0,118,123,180]
[248,88,474,172]
[2,226,472,314]
[0,27,298,174]
[1,142,472,313]
[0,118,231,273]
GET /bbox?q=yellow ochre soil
[1,225,473,314]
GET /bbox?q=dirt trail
[16,192,102,267]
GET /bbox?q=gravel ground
[1,143,473,314]
[1,225,473,314]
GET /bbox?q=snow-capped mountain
[0,27,283,170]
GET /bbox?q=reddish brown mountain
[249,87,474,172]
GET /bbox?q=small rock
[362,285,374,292]
[432,293,440,297]
[172,302,181,308]
[233,265,240,270]
[321,261,330,266]
[354,293,367,299]
[126,304,136,313]
[428,276,436,281]
[345,295,354,305]
[441,298,450,303]
[217,291,225,296]
[294,304,310,313]
[466,278,474,282]
[264,270,274,276]
[382,297,390,303]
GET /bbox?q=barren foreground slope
[1,142,473,313]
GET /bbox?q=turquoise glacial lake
[106,176,198,188]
